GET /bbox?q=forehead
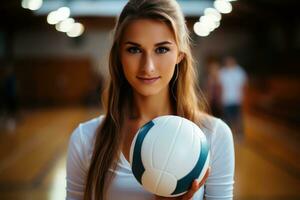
[121,19,176,44]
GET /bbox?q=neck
[130,88,175,122]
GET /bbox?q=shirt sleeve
[204,119,235,200]
[66,125,87,200]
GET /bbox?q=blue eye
[156,47,169,54]
[126,47,142,54]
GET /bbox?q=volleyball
[129,115,210,197]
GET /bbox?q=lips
[137,76,160,84]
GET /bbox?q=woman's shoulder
[66,115,106,195]
[198,112,233,146]
[69,114,105,150]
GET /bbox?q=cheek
[158,53,178,78]
[121,54,139,78]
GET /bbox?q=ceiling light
[214,0,232,14]
[194,22,210,37]
[55,18,75,32]
[67,23,85,37]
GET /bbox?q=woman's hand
[155,167,211,200]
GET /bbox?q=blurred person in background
[204,60,222,118]
[1,64,18,132]
[219,56,247,137]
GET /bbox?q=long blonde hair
[84,0,207,199]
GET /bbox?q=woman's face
[120,19,183,97]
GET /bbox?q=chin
[133,87,162,97]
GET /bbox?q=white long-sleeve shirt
[219,66,247,106]
[66,115,235,200]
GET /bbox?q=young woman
[66,0,235,200]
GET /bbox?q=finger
[181,180,198,200]
[155,195,182,200]
[181,167,211,200]
[154,195,172,200]
[199,167,211,187]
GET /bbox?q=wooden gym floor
[0,106,299,200]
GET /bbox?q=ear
[177,52,185,64]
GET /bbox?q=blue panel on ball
[132,120,155,184]
[171,138,209,195]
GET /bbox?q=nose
[140,53,155,75]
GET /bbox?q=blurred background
[0,0,299,199]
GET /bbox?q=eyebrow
[124,41,173,46]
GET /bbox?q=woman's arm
[204,119,235,199]
[66,126,87,200]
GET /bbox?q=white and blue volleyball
[129,115,210,197]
